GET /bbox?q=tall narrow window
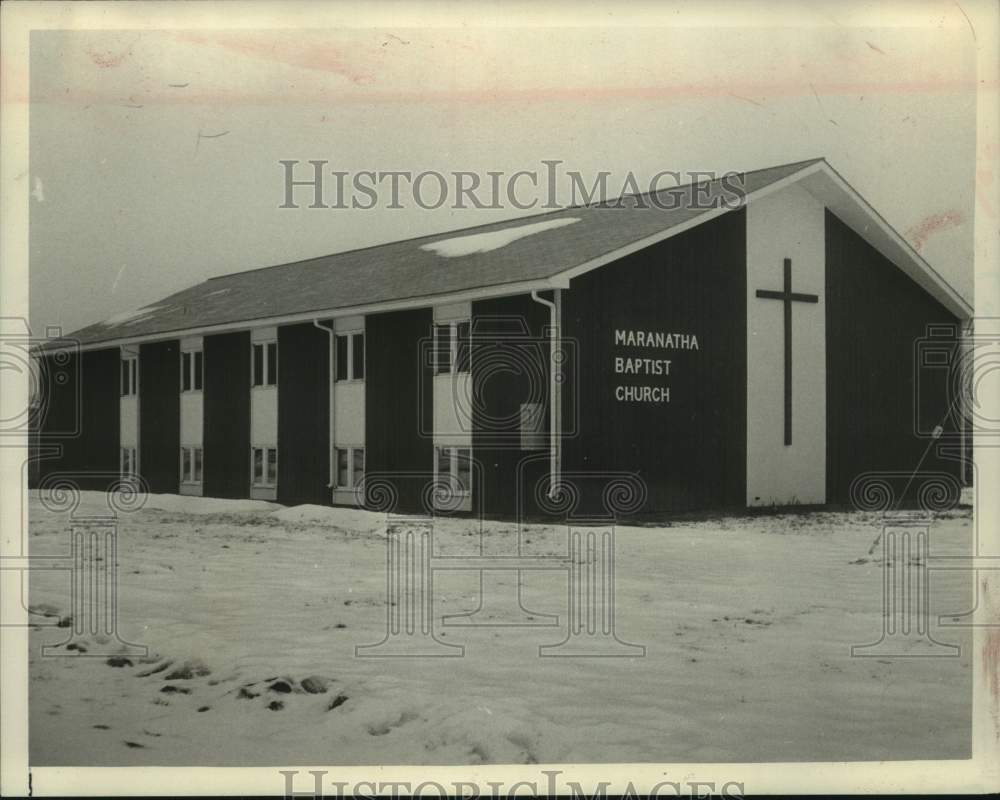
[455,447,471,493]
[253,447,264,484]
[194,351,203,391]
[120,447,136,476]
[252,446,278,486]
[352,333,365,380]
[266,342,277,385]
[434,320,470,375]
[334,446,365,489]
[335,332,364,382]
[435,446,473,496]
[253,343,265,387]
[434,324,452,375]
[436,445,451,483]
[352,448,365,488]
[252,342,277,387]
[335,335,349,381]
[181,350,203,393]
[455,321,471,373]
[336,448,349,488]
[121,357,137,397]
[180,447,203,484]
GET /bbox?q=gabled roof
[57,157,971,351]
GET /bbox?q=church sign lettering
[612,328,699,404]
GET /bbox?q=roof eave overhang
[552,160,973,321]
[799,162,973,320]
[53,275,571,354]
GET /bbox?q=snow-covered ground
[26,491,973,765]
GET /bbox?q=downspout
[530,289,561,497]
[313,319,335,489]
[960,318,974,487]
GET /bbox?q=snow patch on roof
[420,217,581,258]
[100,305,166,327]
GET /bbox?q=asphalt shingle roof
[66,159,823,347]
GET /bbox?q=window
[435,446,472,494]
[180,447,203,483]
[121,357,137,397]
[434,320,470,375]
[336,447,349,487]
[353,448,365,487]
[335,332,364,382]
[253,447,263,484]
[352,333,365,380]
[434,324,451,374]
[520,402,545,450]
[252,341,277,387]
[455,321,470,372]
[181,350,203,392]
[252,446,278,486]
[335,446,365,488]
[120,447,137,476]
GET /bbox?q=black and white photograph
[1,1,998,796]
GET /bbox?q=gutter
[312,319,335,489]
[530,290,562,498]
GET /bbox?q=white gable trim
[555,161,828,284]
[798,163,972,319]
[553,160,972,321]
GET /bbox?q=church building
[31,158,972,516]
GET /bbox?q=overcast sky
[28,11,978,335]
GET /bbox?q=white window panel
[252,341,278,387]
[251,446,278,487]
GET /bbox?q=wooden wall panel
[365,308,433,512]
[35,348,119,491]
[825,210,962,505]
[204,331,251,498]
[471,293,552,518]
[276,322,331,506]
[561,208,748,513]
[139,340,180,493]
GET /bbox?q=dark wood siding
[139,340,180,493]
[825,210,962,504]
[277,322,330,505]
[33,350,81,487]
[365,308,433,512]
[561,208,747,513]
[204,331,251,498]
[471,293,552,517]
[35,348,119,491]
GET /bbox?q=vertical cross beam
[755,258,819,445]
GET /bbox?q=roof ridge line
[207,157,827,282]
